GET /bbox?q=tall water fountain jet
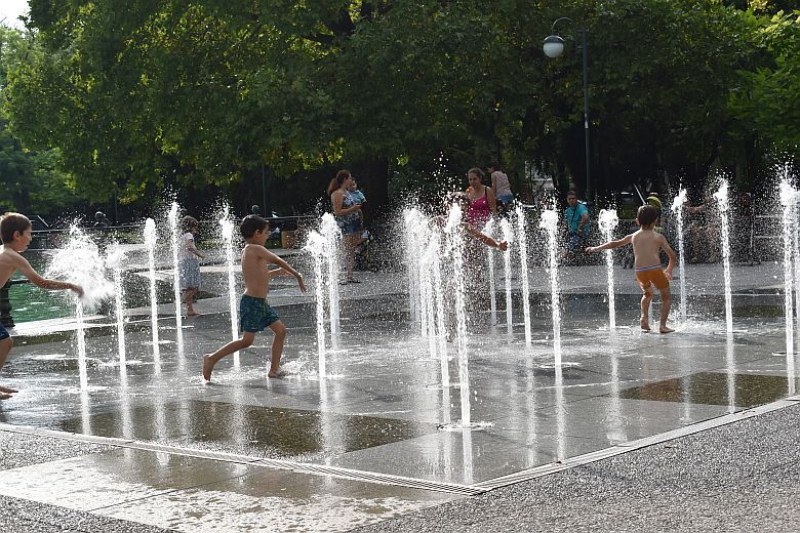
[219,207,240,367]
[403,209,427,326]
[713,179,733,333]
[515,206,532,345]
[539,209,562,366]
[445,203,471,427]
[670,188,688,323]
[46,224,114,388]
[143,218,161,363]
[106,244,127,367]
[305,232,327,377]
[431,231,449,388]
[484,219,497,325]
[779,177,797,356]
[168,202,184,349]
[500,218,514,334]
[320,213,342,344]
[598,209,619,330]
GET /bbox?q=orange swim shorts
[634,265,669,292]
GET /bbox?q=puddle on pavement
[59,400,436,458]
[618,372,798,408]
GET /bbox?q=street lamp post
[543,17,591,200]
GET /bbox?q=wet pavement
[0,262,798,531]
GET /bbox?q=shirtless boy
[202,215,306,381]
[0,213,84,398]
[586,205,677,333]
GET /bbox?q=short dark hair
[0,212,32,244]
[566,190,577,198]
[181,215,199,233]
[637,205,660,226]
[240,214,269,239]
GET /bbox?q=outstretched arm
[464,224,509,251]
[586,233,632,253]
[16,256,83,296]
[263,249,306,292]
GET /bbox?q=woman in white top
[488,163,514,207]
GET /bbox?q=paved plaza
[0,261,798,532]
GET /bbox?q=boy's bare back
[0,246,45,289]
[631,228,671,269]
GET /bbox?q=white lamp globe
[542,35,565,58]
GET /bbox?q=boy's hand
[71,284,84,297]
[296,274,307,293]
[585,246,596,253]
[496,240,509,251]
[664,267,673,280]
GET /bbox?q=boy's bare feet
[268,368,287,378]
[660,326,675,334]
[0,392,11,400]
[187,311,201,317]
[202,354,214,382]
[640,317,651,331]
[0,385,18,394]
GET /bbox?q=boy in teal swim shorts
[202,215,306,381]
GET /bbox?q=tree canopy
[1,1,798,217]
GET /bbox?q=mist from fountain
[105,244,127,367]
[670,188,688,323]
[713,179,733,333]
[484,219,497,325]
[305,231,327,378]
[515,206,532,345]
[598,209,619,330]
[779,177,797,356]
[320,213,341,345]
[539,209,562,366]
[143,218,161,363]
[219,206,240,368]
[45,224,114,387]
[168,202,184,350]
[500,218,513,335]
[444,203,471,427]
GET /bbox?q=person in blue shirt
[563,190,591,258]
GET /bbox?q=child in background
[202,215,306,381]
[179,216,204,317]
[586,205,677,333]
[0,213,83,398]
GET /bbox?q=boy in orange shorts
[586,205,677,333]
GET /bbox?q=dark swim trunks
[239,294,280,333]
[0,323,8,341]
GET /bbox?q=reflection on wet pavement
[620,371,800,408]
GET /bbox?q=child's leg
[182,288,198,315]
[0,337,17,394]
[658,285,674,333]
[202,332,255,381]
[267,320,287,377]
[640,289,652,331]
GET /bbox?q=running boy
[202,215,306,381]
[0,213,84,398]
[586,205,676,333]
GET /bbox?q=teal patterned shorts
[239,295,280,332]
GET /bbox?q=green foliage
[729,10,800,151]
[2,0,798,214]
